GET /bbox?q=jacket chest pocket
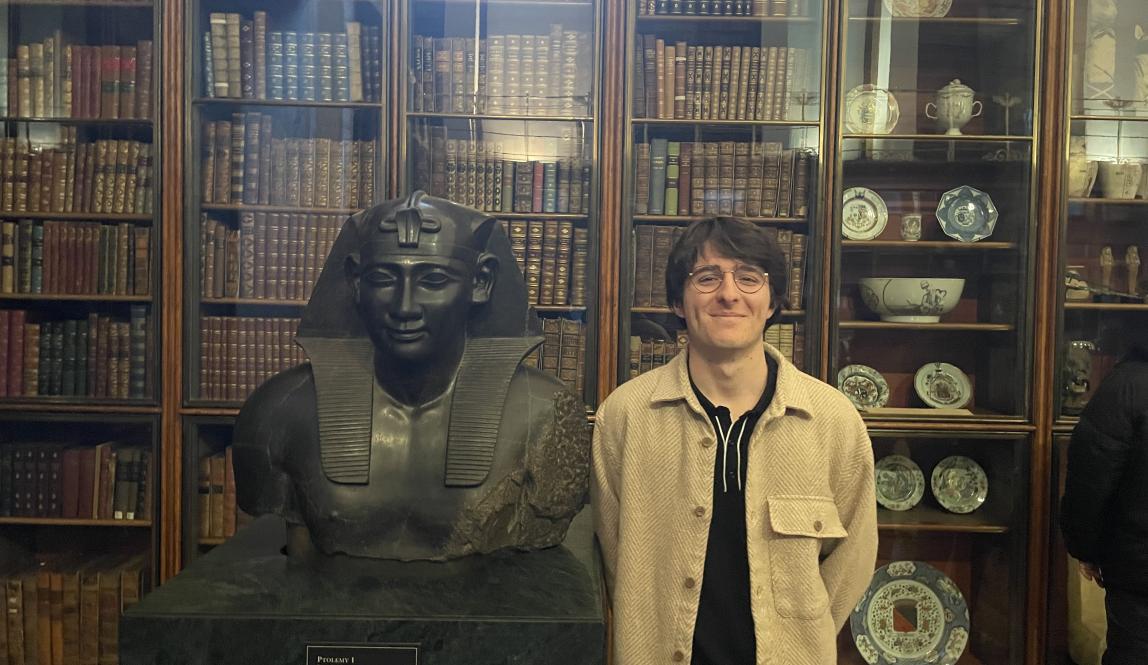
[766,495,847,620]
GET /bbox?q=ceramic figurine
[1063,340,1096,416]
[1068,137,1099,198]
[1100,246,1115,291]
[925,80,983,135]
[1127,246,1141,295]
[900,214,922,241]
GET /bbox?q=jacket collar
[650,342,813,421]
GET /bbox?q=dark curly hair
[664,216,790,329]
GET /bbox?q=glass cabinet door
[183,0,387,407]
[618,0,828,386]
[400,0,603,405]
[1058,0,1148,421]
[830,0,1039,421]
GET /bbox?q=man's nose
[715,272,741,302]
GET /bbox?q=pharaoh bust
[232,192,589,561]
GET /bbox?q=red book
[60,448,81,518]
[7,309,24,395]
[531,161,544,213]
[100,46,120,120]
[0,309,9,396]
[89,45,102,118]
[75,446,96,519]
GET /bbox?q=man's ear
[344,253,361,300]
[472,252,499,305]
[671,300,685,318]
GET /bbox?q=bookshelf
[182,0,387,416]
[619,0,825,381]
[399,0,603,405]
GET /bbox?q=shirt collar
[650,342,813,421]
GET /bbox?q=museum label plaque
[306,644,418,665]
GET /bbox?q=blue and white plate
[851,561,970,665]
[935,185,998,242]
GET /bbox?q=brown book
[118,46,136,119]
[95,567,118,665]
[78,566,98,665]
[673,42,687,119]
[633,225,654,307]
[61,571,80,665]
[258,115,273,205]
[98,46,119,120]
[224,446,237,536]
[662,44,675,120]
[651,225,674,307]
[679,142,693,215]
[213,120,230,203]
[135,40,153,119]
[241,113,260,204]
[229,113,245,204]
[728,46,742,121]
[36,570,51,665]
[133,226,149,295]
[6,576,25,665]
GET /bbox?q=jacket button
[700,438,713,448]
[694,506,705,518]
[684,577,696,589]
[814,520,823,532]
[673,650,685,662]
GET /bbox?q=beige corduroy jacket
[591,344,877,665]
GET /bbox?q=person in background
[1061,338,1148,665]
[592,216,878,665]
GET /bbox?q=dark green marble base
[121,511,605,665]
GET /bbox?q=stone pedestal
[121,511,605,665]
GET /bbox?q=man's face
[672,244,776,356]
[351,244,477,366]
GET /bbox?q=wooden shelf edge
[194,98,383,109]
[862,417,1035,431]
[846,15,1022,25]
[408,111,593,122]
[634,215,805,224]
[1071,114,1148,123]
[0,517,153,527]
[0,293,152,302]
[0,401,161,414]
[1064,302,1148,311]
[632,118,819,127]
[843,133,1033,141]
[0,115,153,124]
[201,298,307,306]
[878,522,1010,534]
[1067,197,1148,205]
[842,240,1017,250]
[636,14,814,22]
[200,204,359,215]
[0,211,152,221]
[839,321,1015,331]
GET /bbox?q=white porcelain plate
[842,187,889,240]
[935,185,998,242]
[874,454,925,511]
[914,362,972,409]
[845,84,901,135]
[851,561,970,665]
[882,0,953,17]
[837,364,890,410]
[931,455,988,514]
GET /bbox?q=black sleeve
[1060,369,1137,563]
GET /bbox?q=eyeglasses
[687,266,770,294]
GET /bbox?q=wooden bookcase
[0,2,163,662]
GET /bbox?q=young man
[592,217,877,665]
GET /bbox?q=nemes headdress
[295,192,543,487]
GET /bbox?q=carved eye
[418,271,453,289]
[364,270,397,288]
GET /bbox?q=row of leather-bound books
[0,442,151,522]
[499,219,590,307]
[200,114,378,210]
[636,0,809,16]
[0,220,150,297]
[409,27,593,116]
[0,134,154,216]
[195,446,255,541]
[635,140,812,219]
[527,318,587,395]
[412,134,592,216]
[0,38,154,120]
[204,12,383,103]
[197,315,304,403]
[633,224,806,309]
[634,38,812,122]
[628,322,805,377]
[200,212,342,302]
[0,307,151,400]
[0,553,148,665]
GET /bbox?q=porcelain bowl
[859,277,966,323]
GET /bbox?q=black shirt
[689,352,778,665]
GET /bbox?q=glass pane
[185,0,387,405]
[0,2,159,405]
[182,417,248,564]
[621,0,826,383]
[402,0,601,405]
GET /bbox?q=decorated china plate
[874,454,925,511]
[851,561,970,665]
[931,455,988,514]
[935,185,998,242]
[882,0,953,17]
[914,362,972,409]
[845,84,900,135]
[837,364,890,410]
[842,187,889,240]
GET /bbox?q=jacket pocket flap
[768,496,847,538]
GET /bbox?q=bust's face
[351,242,477,366]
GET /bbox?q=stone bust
[232,192,589,561]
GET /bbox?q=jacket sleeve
[1060,372,1137,563]
[591,406,621,599]
[820,418,878,631]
